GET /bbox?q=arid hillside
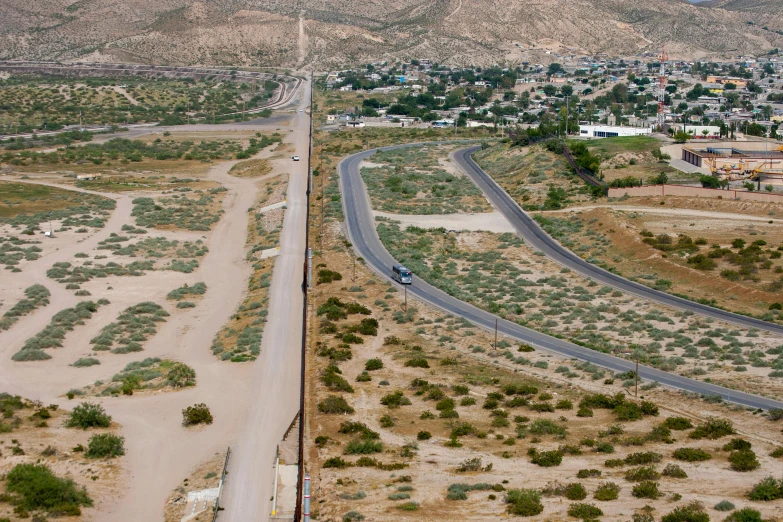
[0,0,781,66]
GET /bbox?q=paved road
[453,146,783,337]
[338,144,783,410]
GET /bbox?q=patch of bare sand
[372,210,515,233]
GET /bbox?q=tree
[673,131,690,143]
[650,172,669,185]
[86,434,125,458]
[561,85,574,97]
[547,63,564,76]
[699,175,721,189]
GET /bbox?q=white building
[670,124,721,138]
[578,124,652,138]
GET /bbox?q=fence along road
[452,146,783,337]
[338,144,783,410]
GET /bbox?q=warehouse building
[578,124,652,138]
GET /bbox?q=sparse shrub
[182,403,213,426]
[625,466,660,481]
[564,483,587,500]
[65,403,111,429]
[662,463,687,478]
[663,417,693,430]
[673,448,711,462]
[342,511,365,522]
[631,481,660,499]
[714,500,735,511]
[323,457,348,468]
[380,391,412,409]
[166,362,196,387]
[365,358,383,371]
[577,469,601,479]
[567,503,603,520]
[86,434,125,458]
[729,449,760,472]
[505,489,543,516]
[417,431,431,440]
[723,508,764,522]
[661,502,710,522]
[594,482,620,501]
[345,439,383,455]
[689,417,735,439]
[404,357,429,368]
[747,477,783,501]
[72,358,100,368]
[723,439,751,452]
[318,396,354,414]
[625,452,662,465]
[530,449,563,467]
[6,463,92,516]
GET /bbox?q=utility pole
[635,357,639,397]
[404,286,407,313]
[493,318,498,350]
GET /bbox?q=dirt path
[558,204,782,223]
[297,10,308,68]
[373,210,516,233]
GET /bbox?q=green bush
[577,469,601,478]
[404,357,429,368]
[530,449,563,467]
[564,483,586,500]
[723,508,764,522]
[624,452,662,465]
[417,431,431,440]
[86,433,125,458]
[593,482,620,501]
[166,362,196,387]
[625,466,660,481]
[380,391,412,409]
[673,448,712,462]
[318,395,354,414]
[567,503,603,520]
[338,421,379,439]
[365,358,383,371]
[729,449,760,472]
[72,357,100,368]
[747,477,783,501]
[6,463,92,515]
[323,457,348,468]
[661,502,710,522]
[345,439,383,455]
[631,481,659,499]
[714,500,735,511]
[662,463,687,478]
[65,403,111,429]
[662,417,693,430]
[396,501,418,511]
[505,489,543,516]
[689,417,735,439]
[342,511,365,522]
[723,438,752,451]
[182,403,213,426]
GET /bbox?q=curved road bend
[453,146,783,337]
[338,147,783,410]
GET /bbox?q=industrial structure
[681,145,783,184]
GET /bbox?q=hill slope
[0,0,780,66]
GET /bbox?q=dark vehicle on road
[392,264,413,284]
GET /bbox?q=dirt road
[219,81,310,522]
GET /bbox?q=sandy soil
[0,80,309,522]
[372,210,516,233]
[561,205,783,224]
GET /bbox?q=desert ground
[0,80,311,522]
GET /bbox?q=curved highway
[338,144,783,410]
[453,146,783,336]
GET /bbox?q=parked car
[292,155,300,161]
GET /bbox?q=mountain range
[0,0,780,67]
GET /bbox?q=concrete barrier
[608,184,783,203]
